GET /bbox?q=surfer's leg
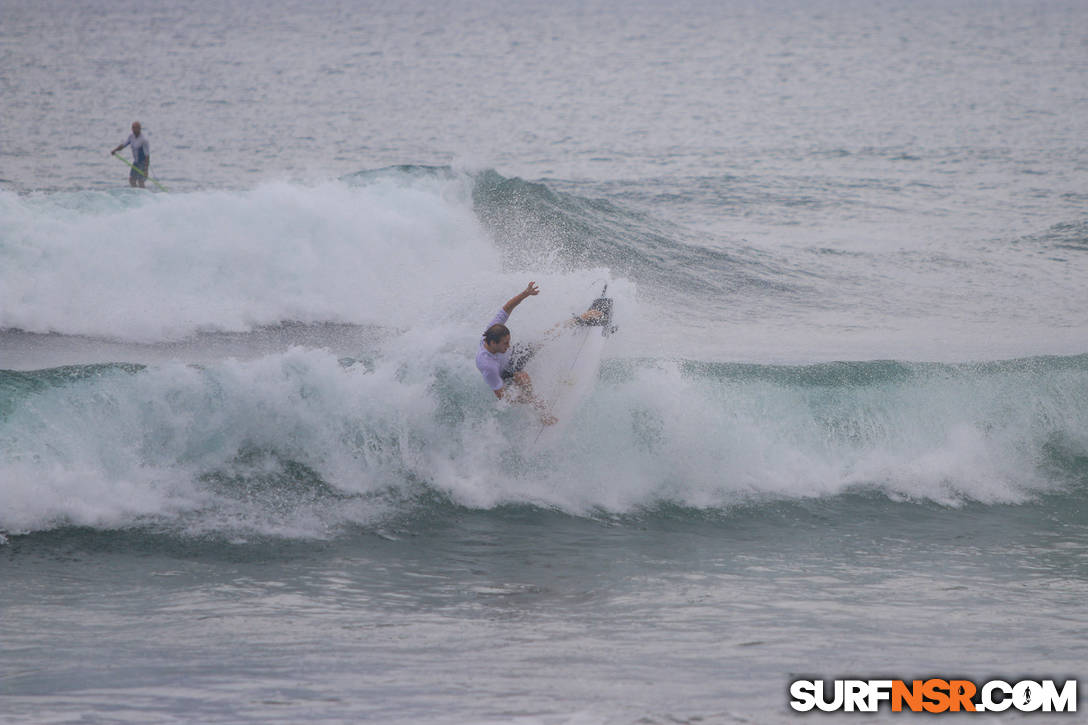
[508,370,534,399]
[501,371,556,425]
[500,344,538,399]
[511,372,557,425]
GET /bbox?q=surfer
[476,282,557,424]
[110,121,150,188]
[477,282,604,426]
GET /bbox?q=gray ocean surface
[2,0,1087,722]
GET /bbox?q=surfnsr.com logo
[789,679,1078,713]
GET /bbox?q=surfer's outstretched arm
[502,281,540,315]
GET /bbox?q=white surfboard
[525,287,615,448]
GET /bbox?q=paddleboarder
[110,121,150,188]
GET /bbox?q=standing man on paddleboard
[476,282,556,424]
[110,121,150,188]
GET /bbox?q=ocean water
[2,0,1087,722]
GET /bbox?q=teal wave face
[470,169,799,301]
[0,363,146,421]
[668,354,1088,491]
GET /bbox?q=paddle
[112,153,168,192]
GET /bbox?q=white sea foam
[2,344,1083,537]
[0,175,496,341]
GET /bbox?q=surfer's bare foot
[580,309,602,322]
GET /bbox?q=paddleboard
[525,285,616,448]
